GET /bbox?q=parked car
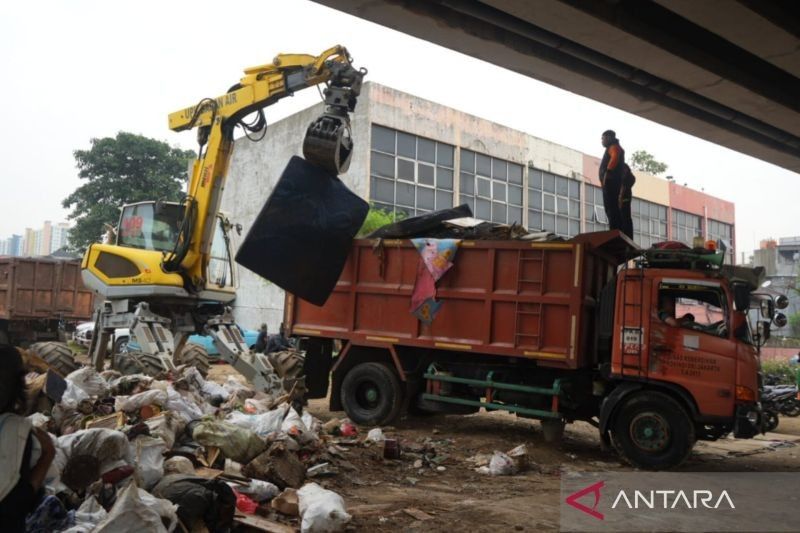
[72,321,95,348]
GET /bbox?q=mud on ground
[209,365,800,532]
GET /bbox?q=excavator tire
[176,344,210,378]
[115,350,168,377]
[29,342,78,377]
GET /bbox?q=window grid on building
[671,209,702,247]
[369,125,455,217]
[459,150,523,225]
[632,198,668,248]
[583,184,608,233]
[528,168,581,237]
[707,219,735,264]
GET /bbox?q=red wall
[668,182,735,224]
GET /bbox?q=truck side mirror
[774,313,788,328]
[733,285,750,311]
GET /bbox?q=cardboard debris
[404,507,434,521]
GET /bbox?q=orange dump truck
[287,232,782,469]
[0,256,94,344]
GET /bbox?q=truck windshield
[117,203,183,253]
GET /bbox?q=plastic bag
[239,479,280,502]
[488,451,516,476]
[132,436,166,490]
[298,482,351,533]
[94,483,178,533]
[27,412,50,429]
[166,386,205,422]
[115,389,168,412]
[60,380,89,408]
[193,420,267,464]
[366,428,384,443]
[65,367,110,398]
[145,412,184,449]
[62,497,108,533]
[226,405,288,436]
[235,491,258,514]
[58,428,132,475]
[163,456,195,475]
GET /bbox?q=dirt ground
[209,364,800,532]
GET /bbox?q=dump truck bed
[287,232,630,369]
[0,257,94,321]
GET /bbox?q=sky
[0,0,797,258]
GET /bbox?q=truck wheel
[176,344,210,377]
[30,342,78,377]
[611,391,695,470]
[541,418,566,443]
[341,362,403,426]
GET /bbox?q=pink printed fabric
[409,239,460,323]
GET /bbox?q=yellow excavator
[82,46,366,393]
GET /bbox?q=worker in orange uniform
[599,130,626,235]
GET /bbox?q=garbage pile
[18,357,354,533]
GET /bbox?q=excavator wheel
[115,350,169,377]
[175,344,210,378]
[29,341,78,377]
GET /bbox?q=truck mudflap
[734,402,762,438]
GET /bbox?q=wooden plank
[233,513,296,533]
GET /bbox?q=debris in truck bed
[367,204,562,241]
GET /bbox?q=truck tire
[341,362,403,426]
[611,390,695,470]
[176,344,210,377]
[30,342,78,377]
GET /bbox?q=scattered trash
[193,419,268,464]
[366,427,384,443]
[298,482,351,533]
[153,474,236,531]
[272,487,300,516]
[241,479,280,502]
[94,483,178,533]
[236,491,259,514]
[383,438,401,459]
[163,455,195,475]
[242,442,306,489]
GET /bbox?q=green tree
[630,150,668,175]
[63,132,195,252]
[357,205,405,237]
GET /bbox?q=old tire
[341,362,403,426]
[176,343,210,377]
[611,391,695,470]
[30,341,78,377]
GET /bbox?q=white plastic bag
[366,428,384,443]
[226,404,289,436]
[165,386,205,422]
[27,412,50,429]
[115,389,168,412]
[488,451,516,476]
[58,428,132,475]
[62,496,108,532]
[132,436,166,490]
[298,482,351,533]
[66,367,110,398]
[281,407,307,433]
[95,483,178,533]
[60,380,89,408]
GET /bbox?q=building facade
[3,222,70,257]
[221,83,736,329]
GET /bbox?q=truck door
[647,279,736,418]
